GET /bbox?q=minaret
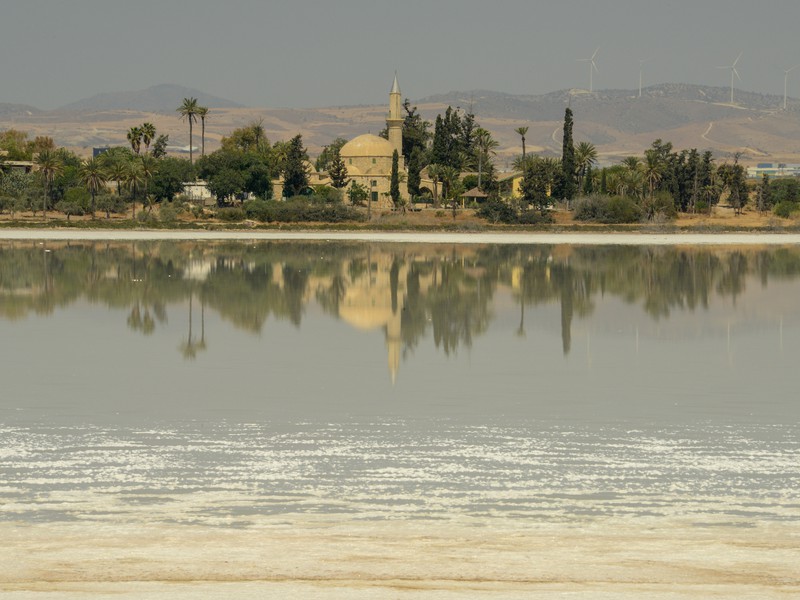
[387,73,403,159]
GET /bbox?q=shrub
[243,199,270,220]
[216,207,246,222]
[774,200,799,219]
[640,191,677,221]
[136,211,160,227]
[241,198,365,223]
[0,195,15,214]
[158,202,181,225]
[309,186,343,204]
[573,194,642,224]
[477,198,516,223]
[96,193,128,216]
[517,210,555,225]
[55,201,85,220]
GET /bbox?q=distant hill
[418,84,790,134]
[57,84,244,113]
[4,83,800,164]
[0,103,42,118]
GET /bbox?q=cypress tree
[283,134,310,198]
[390,150,401,209]
[600,167,608,194]
[560,108,577,201]
[582,165,594,196]
[328,149,348,189]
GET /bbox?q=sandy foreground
[2,517,799,599]
[1,229,800,245]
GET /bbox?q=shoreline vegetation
[2,202,800,244]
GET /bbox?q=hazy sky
[2,0,799,110]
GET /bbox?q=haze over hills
[2,83,800,165]
[56,84,244,113]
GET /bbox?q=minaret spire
[387,72,403,158]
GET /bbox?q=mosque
[337,75,408,206]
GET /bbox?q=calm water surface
[1,241,798,528]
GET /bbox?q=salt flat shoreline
[2,229,800,245]
[3,519,798,599]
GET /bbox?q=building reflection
[2,241,800,381]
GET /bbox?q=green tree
[574,141,597,191]
[582,165,594,196]
[34,149,64,219]
[124,159,145,219]
[282,134,309,198]
[139,155,158,212]
[140,123,157,154]
[515,126,529,158]
[426,163,443,209]
[390,150,401,209]
[474,127,498,190]
[151,134,169,159]
[757,173,771,213]
[197,106,209,158]
[401,100,431,197]
[177,97,199,164]
[643,147,665,199]
[347,181,368,205]
[102,150,131,197]
[315,138,347,172]
[431,107,465,170]
[521,157,551,213]
[79,157,107,218]
[127,126,142,155]
[327,147,348,189]
[559,108,576,202]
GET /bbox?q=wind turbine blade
[591,47,599,60]
[787,64,800,73]
[733,52,742,67]
[733,67,741,81]
[592,62,599,74]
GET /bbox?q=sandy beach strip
[1,229,800,245]
[2,518,798,599]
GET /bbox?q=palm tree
[474,128,498,190]
[439,165,461,216]
[140,123,156,154]
[643,148,664,199]
[622,156,641,172]
[177,97,199,164]
[124,160,145,219]
[515,126,529,159]
[104,155,128,198]
[80,157,107,219]
[197,106,209,157]
[127,126,142,155]
[512,154,537,172]
[426,163,442,208]
[34,149,63,220]
[139,155,157,213]
[574,142,598,190]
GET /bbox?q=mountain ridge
[56,83,244,113]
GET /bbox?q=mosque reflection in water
[1,240,799,381]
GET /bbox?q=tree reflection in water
[2,241,800,373]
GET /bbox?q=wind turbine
[577,48,600,93]
[716,52,742,105]
[638,58,652,98]
[783,64,800,110]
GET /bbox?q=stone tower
[387,74,403,160]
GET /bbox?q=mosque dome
[340,134,395,159]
